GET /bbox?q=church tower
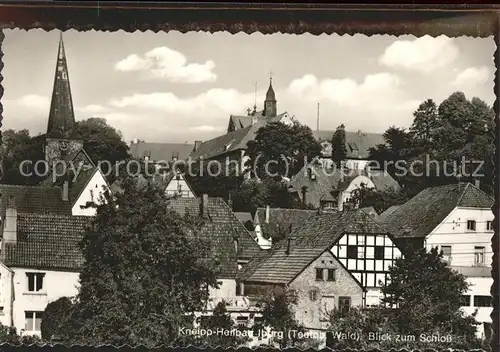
[263,76,277,118]
[45,32,83,163]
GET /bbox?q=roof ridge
[0,184,52,189]
[18,212,90,220]
[455,182,471,207]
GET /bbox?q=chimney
[251,114,257,126]
[62,180,69,201]
[337,192,344,211]
[285,237,295,255]
[247,108,252,116]
[301,186,308,206]
[194,141,202,152]
[265,205,270,223]
[365,164,373,178]
[357,130,362,136]
[200,194,209,217]
[475,179,480,189]
[172,151,179,162]
[344,202,354,211]
[3,196,17,244]
[233,235,239,254]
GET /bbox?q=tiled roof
[240,247,326,284]
[289,160,342,208]
[377,205,401,223]
[228,112,286,132]
[3,213,90,271]
[254,207,318,238]
[370,170,401,192]
[130,142,194,162]
[234,212,253,225]
[377,182,494,238]
[240,210,387,283]
[314,130,385,159]
[151,172,196,196]
[41,148,95,187]
[190,123,264,161]
[451,266,492,278]
[69,167,99,204]
[110,175,149,195]
[360,206,378,219]
[168,197,263,279]
[290,159,399,208]
[0,184,72,215]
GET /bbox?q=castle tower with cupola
[263,76,277,118]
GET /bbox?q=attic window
[308,168,316,180]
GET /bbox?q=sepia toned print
[0,27,496,350]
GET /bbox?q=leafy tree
[0,324,42,345]
[350,183,411,214]
[0,324,24,344]
[58,178,219,347]
[369,92,494,196]
[75,117,131,169]
[185,162,244,202]
[326,248,485,350]
[0,118,130,185]
[260,287,305,348]
[0,129,45,185]
[187,171,306,213]
[197,301,248,348]
[368,126,412,177]
[261,177,306,209]
[41,297,74,342]
[381,247,480,347]
[246,122,321,180]
[232,178,268,213]
[330,124,347,168]
[409,99,440,149]
[326,306,390,350]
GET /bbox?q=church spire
[264,72,277,117]
[46,31,76,138]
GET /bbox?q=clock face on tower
[59,141,69,151]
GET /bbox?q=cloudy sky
[2,30,496,144]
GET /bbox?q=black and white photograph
[0,29,495,350]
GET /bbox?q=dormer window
[308,168,316,180]
[224,142,233,151]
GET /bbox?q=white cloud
[16,94,50,110]
[453,66,490,86]
[78,104,110,114]
[109,88,259,116]
[379,35,459,73]
[114,46,217,83]
[189,125,224,132]
[287,73,402,108]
